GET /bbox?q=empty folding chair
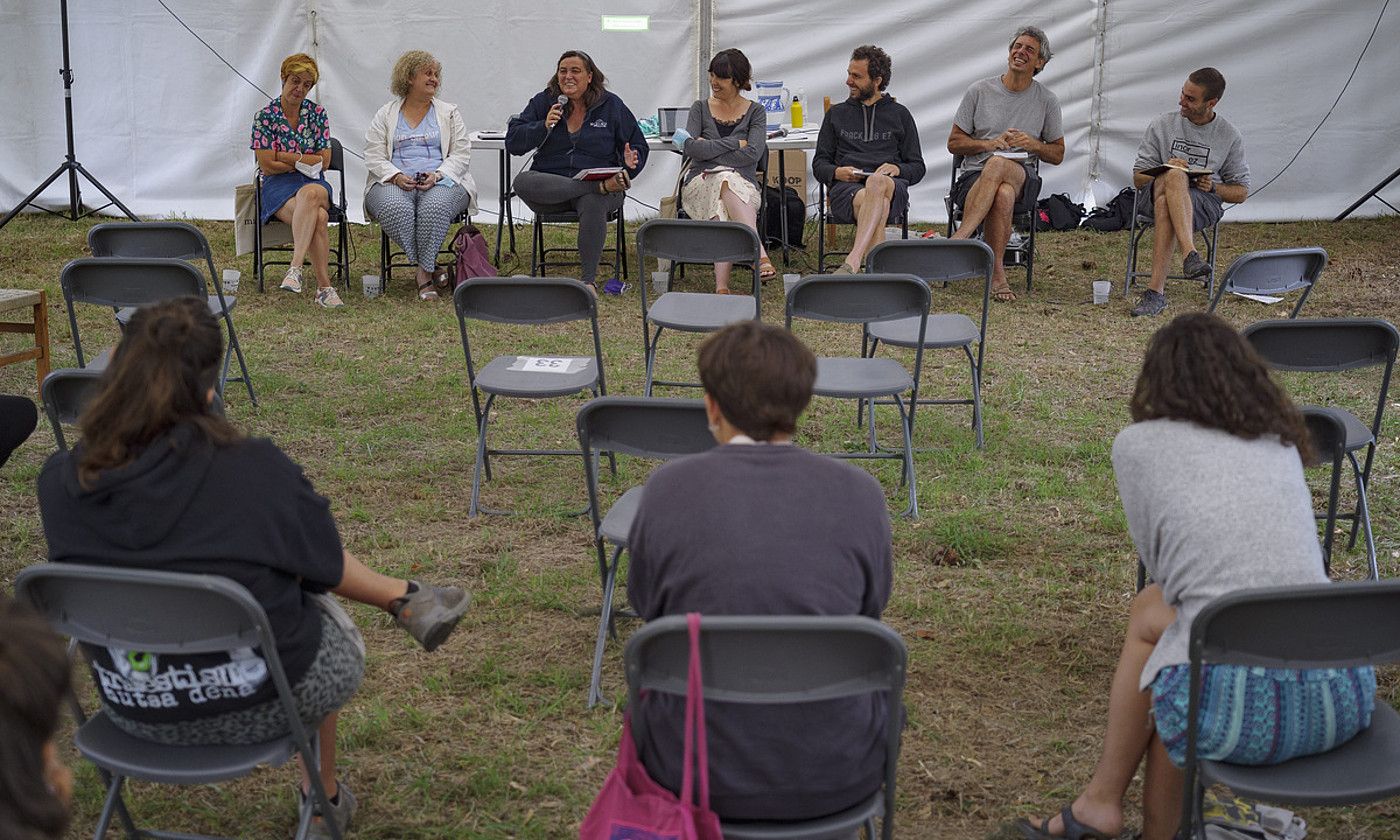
[864,238,994,448]
[87,221,258,405]
[40,367,103,451]
[454,277,606,516]
[637,218,763,396]
[60,257,208,370]
[786,274,928,518]
[1207,246,1326,318]
[1244,318,1398,579]
[16,562,344,840]
[1180,580,1400,839]
[576,396,715,707]
[627,614,907,840]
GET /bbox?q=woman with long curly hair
[37,297,471,838]
[1019,313,1374,840]
[0,596,72,840]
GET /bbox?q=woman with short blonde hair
[364,50,477,300]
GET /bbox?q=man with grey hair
[948,25,1064,302]
[1129,67,1250,317]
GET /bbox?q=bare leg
[844,173,895,271]
[983,182,1018,299]
[274,185,330,271]
[1142,729,1185,840]
[309,207,330,289]
[1149,171,1195,293]
[716,181,767,291]
[950,156,1026,241]
[298,713,339,798]
[1034,584,1177,838]
[332,551,410,612]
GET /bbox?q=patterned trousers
[366,181,471,271]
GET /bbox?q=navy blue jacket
[506,89,649,178]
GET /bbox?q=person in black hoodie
[506,50,649,293]
[36,297,471,838]
[813,44,925,274]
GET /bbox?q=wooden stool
[0,289,51,390]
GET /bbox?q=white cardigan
[364,98,478,215]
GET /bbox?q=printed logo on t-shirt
[93,646,269,711]
[1170,139,1210,169]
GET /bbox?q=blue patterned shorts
[1151,663,1375,768]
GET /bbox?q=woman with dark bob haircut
[0,596,72,840]
[36,297,471,838]
[669,48,773,292]
[1019,313,1374,840]
[506,50,648,292]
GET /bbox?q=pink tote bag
[579,613,724,840]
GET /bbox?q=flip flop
[991,283,1018,303]
[1016,806,1116,840]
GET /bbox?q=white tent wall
[1,0,1396,224]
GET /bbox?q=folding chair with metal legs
[576,396,714,707]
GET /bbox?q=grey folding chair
[864,238,994,449]
[1244,318,1398,579]
[454,276,606,516]
[1207,247,1326,318]
[88,221,258,405]
[1180,580,1400,840]
[40,366,103,451]
[1123,185,1222,299]
[626,614,907,840]
[576,396,715,707]
[60,257,208,369]
[254,137,350,291]
[1302,408,1351,577]
[945,153,1039,293]
[786,274,928,518]
[531,206,628,280]
[15,562,343,840]
[637,219,762,396]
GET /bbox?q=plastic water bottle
[791,90,804,128]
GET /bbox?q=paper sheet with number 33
[507,356,591,374]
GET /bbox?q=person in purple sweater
[627,320,894,821]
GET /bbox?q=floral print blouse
[250,97,330,154]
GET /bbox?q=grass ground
[0,210,1398,838]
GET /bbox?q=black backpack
[759,185,805,248]
[1083,187,1137,233]
[1035,193,1085,231]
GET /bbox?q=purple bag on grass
[452,223,497,289]
[579,613,724,840]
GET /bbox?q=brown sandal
[758,257,777,281]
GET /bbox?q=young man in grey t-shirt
[947,25,1065,302]
[1129,68,1250,317]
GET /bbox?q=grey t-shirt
[952,76,1064,171]
[1111,419,1325,690]
[1132,111,1250,187]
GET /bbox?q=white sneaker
[315,286,344,309]
[279,266,304,294]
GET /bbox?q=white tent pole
[697,0,712,102]
[1083,0,1109,207]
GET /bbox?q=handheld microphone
[536,94,570,152]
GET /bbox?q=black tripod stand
[1335,165,1400,221]
[0,0,138,231]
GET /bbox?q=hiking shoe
[1182,250,1210,280]
[1131,289,1167,317]
[601,276,628,296]
[391,583,471,652]
[280,266,304,294]
[315,287,344,309]
[305,781,356,840]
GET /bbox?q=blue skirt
[1151,663,1375,767]
[259,171,332,225]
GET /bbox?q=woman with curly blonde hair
[365,50,478,300]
